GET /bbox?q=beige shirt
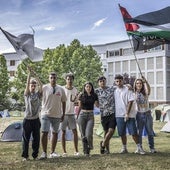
[41,84,67,118]
[63,86,78,115]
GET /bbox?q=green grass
[0,115,170,170]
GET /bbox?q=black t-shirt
[79,93,98,110]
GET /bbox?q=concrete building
[4,39,170,106]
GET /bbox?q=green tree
[0,55,10,110]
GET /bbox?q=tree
[0,55,10,110]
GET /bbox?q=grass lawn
[0,114,170,170]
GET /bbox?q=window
[138,59,145,70]
[147,72,154,84]
[156,87,164,100]
[108,62,113,73]
[147,58,154,70]
[130,60,136,71]
[108,50,120,57]
[156,57,163,69]
[10,60,15,66]
[122,61,128,72]
[166,57,170,69]
[156,71,163,84]
[115,61,121,72]
[9,71,15,77]
[123,48,133,55]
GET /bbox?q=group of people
[21,67,156,161]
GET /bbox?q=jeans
[78,111,94,150]
[22,118,41,158]
[136,111,155,149]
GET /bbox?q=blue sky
[0,0,169,53]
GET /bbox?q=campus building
[3,39,170,106]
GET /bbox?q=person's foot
[120,148,128,154]
[49,152,60,158]
[104,149,110,154]
[100,141,105,154]
[39,152,47,160]
[74,152,80,156]
[22,158,29,161]
[150,148,157,153]
[62,152,68,157]
[135,147,145,155]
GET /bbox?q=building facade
[4,39,170,106]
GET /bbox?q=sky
[0,0,170,53]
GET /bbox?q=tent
[152,104,170,122]
[160,122,170,133]
[1,122,23,142]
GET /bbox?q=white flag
[0,27,43,62]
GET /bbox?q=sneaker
[120,148,128,154]
[100,141,105,154]
[39,152,47,160]
[22,158,29,161]
[62,152,68,157]
[104,149,110,154]
[49,152,60,158]
[150,148,157,153]
[135,147,145,155]
[74,152,80,156]
[33,157,39,161]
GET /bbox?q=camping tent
[152,104,170,122]
[1,122,23,142]
[160,122,170,133]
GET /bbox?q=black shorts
[101,114,117,131]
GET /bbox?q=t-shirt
[41,84,67,118]
[24,91,41,120]
[95,86,115,117]
[62,86,78,115]
[114,85,135,118]
[79,93,98,110]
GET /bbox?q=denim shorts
[116,117,137,136]
[41,115,61,133]
[60,115,77,130]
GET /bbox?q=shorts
[41,115,61,133]
[116,117,137,136]
[101,114,116,131]
[60,115,77,130]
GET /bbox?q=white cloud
[91,17,107,30]
[43,26,56,31]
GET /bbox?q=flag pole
[127,35,143,77]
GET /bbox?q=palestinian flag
[119,5,170,51]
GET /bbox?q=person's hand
[124,113,129,122]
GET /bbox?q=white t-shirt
[41,84,67,118]
[114,85,136,118]
[63,86,78,115]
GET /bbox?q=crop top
[79,93,98,110]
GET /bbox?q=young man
[61,73,79,157]
[22,67,42,161]
[40,72,67,159]
[114,74,145,154]
[95,76,116,154]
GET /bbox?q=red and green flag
[119,5,170,51]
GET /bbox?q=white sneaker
[74,152,80,156]
[135,147,145,155]
[150,148,157,153]
[49,152,60,158]
[62,152,68,157]
[120,148,128,154]
[39,152,47,160]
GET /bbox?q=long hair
[134,78,146,96]
[82,82,95,95]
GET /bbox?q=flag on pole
[0,27,43,61]
[119,5,170,51]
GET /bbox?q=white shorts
[60,115,77,130]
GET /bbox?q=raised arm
[24,72,31,96]
[142,76,151,95]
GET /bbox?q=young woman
[77,82,99,156]
[134,76,156,153]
